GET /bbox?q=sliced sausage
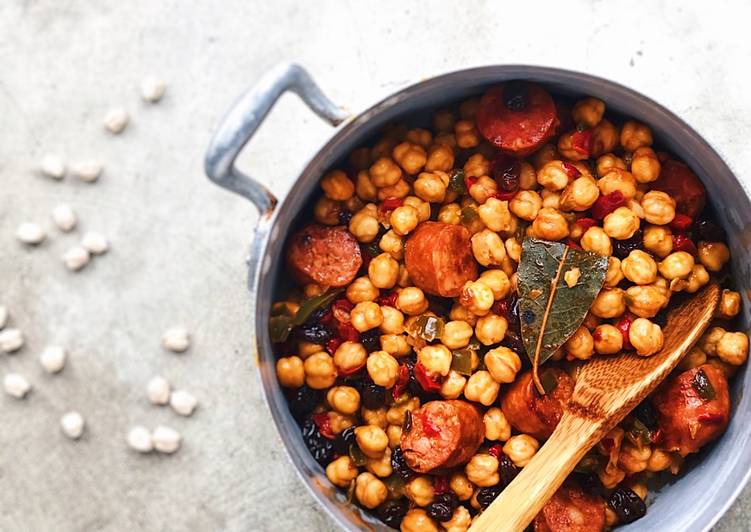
[400,400,484,473]
[652,363,730,457]
[501,369,574,440]
[534,484,606,532]
[476,82,559,157]
[651,160,706,217]
[404,222,478,297]
[286,224,362,288]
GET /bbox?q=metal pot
[205,64,751,531]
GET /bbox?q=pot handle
[204,63,349,216]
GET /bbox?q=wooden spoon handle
[469,414,603,532]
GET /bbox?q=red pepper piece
[392,364,410,400]
[575,217,598,231]
[562,162,581,179]
[488,444,504,459]
[669,214,693,232]
[379,197,403,214]
[566,238,582,250]
[414,362,442,393]
[336,321,360,343]
[326,337,342,355]
[433,475,450,494]
[650,428,663,445]
[464,175,478,191]
[571,129,593,157]
[331,298,354,323]
[312,412,336,440]
[672,234,698,256]
[492,297,511,319]
[376,291,398,308]
[360,248,373,271]
[615,313,635,350]
[418,412,442,437]
[591,191,626,220]
[492,191,518,201]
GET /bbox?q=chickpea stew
[269,82,748,531]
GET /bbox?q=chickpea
[629,318,663,356]
[355,425,389,459]
[424,143,454,173]
[460,281,495,316]
[621,250,658,285]
[517,161,537,190]
[582,311,601,331]
[537,161,570,191]
[474,313,507,351]
[531,207,570,241]
[603,206,640,240]
[464,153,491,178]
[405,475,435,507]
[329,412,357,435]
[418,344,453,377]
[401,509,438,532]
[580,226,612,257]
[716,332,749,366]
[455,120,480,148]
[658,251,694,280]
[700,326,727,357]
[678,346,708,371]
[572,97,605,127]
[443,320,474,349]
[640,191,676,226]
[378,179,411,201]
[441,370,468,400]
[354,472,388,509]
[600,466,626,490]
[596,153,627,176]
[411,171,447,204]
[503,434,540,467]
[597,169,637,200]
[334,341,367,373]
[386,397,420,425]
[564,326,594,360]
[434,133,457,148]
[531,143,557,169]
[604,257,624,287]
[509,190,542,221]
[630,146,661,183]
[350,301,383,333]
[590,119,619,156]
[484,347,520,385]
[698,241,730,272]
[325,456,359,488]
[477,198,513,233]
[459,98,480,120]
[557,131,588,162]
[321,169,355,201]
[365,351,399,388]
[647,449,674,473]
[386,424,402,448]
[479,269,511,300]
[468,229,504,268]
[718,289,742,318]
[443,506,472,532]
[450,303,479,327]
[467,175,498,204]
[347,276,379,304]
[380,306,405,335]
[372,136,400,160]
[391,141,427,175]
[626,284,668,318]
[403,196,430,222]
[464,370,500,406]
[483,407,512,442]
[433,108,456,133]
[593,324,623,354]
[396,287,429,316]
[618,441,651,474]
[643,225,673,258]
[560,176,600,212]
[369,157,403,188]
[673,264,710,293]
[376,230,402,261]
[348,208,380,243]
[404,128,431,147]
[438,203,462,225]
[326,386,361,415]
[505,237,522,262]
[390,205,419,236]
[303,283,324,298]
[380,334,411,357]
[276,356,305,388]
[298,341,323,359]
[591,288,626,319]
[367,253,398,289]
[313,196,343,225]
[450,473,475,501]
[303,352,338,389]
[540,189,561,210]
[363,445,393,478]
[465,454,500,487]
[620,120,653,152]
[354,170,378,202]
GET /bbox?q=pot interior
[255,66,751,531]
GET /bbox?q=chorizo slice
[501,369,574,440]
[476,82,559,157]
[400,400,484,473]
[651,160,706,217]
[404,222,478,297]
[652,363,730,456]
[534,484,606,532]
[286,224,362,288]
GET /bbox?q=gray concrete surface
[1,0,750,530]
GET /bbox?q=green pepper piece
[573,452,605,473]
[448,169,467,195]
[269,315,293,343]
[410,315,445,342]
[383,474,406,499]
[539,368,559,395]
[451,349,474,376]
[349,444,368,467]
[292,288,344,326]
[625,417,652,446]
[461,206,478,225]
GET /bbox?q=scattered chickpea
[442,320,474,349]
[459,281,495,316]
[450,472,475,501]
[531,207,569,241]
[349,208,380,243]
[718,289,741,318]
[598,169,637,200]
[440,370,468,400]
[368,253,399,289]
[503,434,540,467]
[629,318,664,356]
[321,170,355,201]
[465,454,500,487]
[603,206,640,240]
[380,334,411,357]
[647,449,674,472]
[406,475,435,506]
[464,153,490,178]
[397,287,429,315]
[333,341,366,374]
[621,250,658,285]
[369,157,402,187]
[618,442,651,474]
[468,175,499,205]
[464,370,500,406]
[479,269,511,301]
[443,506,472,532]
[355,425,389,459]
[596,153,626,176]
[716,332,749,366]
[478,197,514,233]
[276,356,305,388]
[471,229,506,267]
[418,345,453,377]
[592,119,620,156]
[620,120,653,152]
[580,226,612,257]
[303,352,338,389]
[537,161,570,191]
[591,288,626,319]
[355,170,378,201]
[401,509,438,532]
[483,407,512,441]
[658,251,695,280]
[560,176,600,211]
[643,225,673,258]
[455,120,480,148]
[367,351,400,387]
[425,144,455,173]
[631,146,661,183]
[626,284,668,318]
[697,241,730,272]
[509,190,542,221]
[438,203,462,225]
[572,97,605,127]
[326,386,361,415]
[484,346,520,383]
[380,306,405,335]
[314,197,342,225]
[593,324,623,354]
[678,346,708,371]
[351,301,383,332]
[392,141,427,175]
[565,326,595,360]
[347,277,379,304]
[641,191,676,225]
[355,472,388,509]
[326,456,358,488]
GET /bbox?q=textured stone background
[1,0,750,530]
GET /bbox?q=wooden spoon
[469,281,720,532]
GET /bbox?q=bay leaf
[517,238,608,392]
